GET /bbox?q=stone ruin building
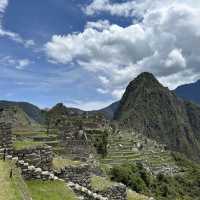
[59,122,96,161]
[59,117,110,162]
[0,122,13,152]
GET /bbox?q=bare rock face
[114,72,200,161]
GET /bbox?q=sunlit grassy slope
[127,189,149,200]
[0,160,78,200]
[0,160,31,200]
[26,180,77,200]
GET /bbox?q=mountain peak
[129,72,160,89]
[114,72,167,121]
[114,72,200,161]
[136,72,156,79]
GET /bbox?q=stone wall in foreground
[14,146,53,170]
[99,184,127,200]
[0,122,12,151]
[55,164,92,188]
[55,164,127,200]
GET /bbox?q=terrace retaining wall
[14,146,53,170]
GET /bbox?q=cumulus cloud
[45,0,200,99]
[165,49,186,68]
[85,20,110,31]
[83,0,164,19]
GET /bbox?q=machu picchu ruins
[1,1,200,199]
[1,73,200,200]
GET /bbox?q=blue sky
[0,0,200,110]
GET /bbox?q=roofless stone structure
[0,122,12,150]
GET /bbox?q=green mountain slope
[114,72,200,161]
[0,104,41,131]
[97,102,119,119]
[0,101,45,124]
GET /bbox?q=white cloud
[0,0,35,46]
[0,0,8,13]
[64,99,114,111]
[111,89,125,99]
[45,0,200,99]
[84,0,160,19]
[165,49,186,68]
[16,59,31,70]
[0,56,31,70]
[97,88,108,94]
[85,20,110,31]
[84,0,200,18]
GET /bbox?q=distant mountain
[49,103,85,116]
[0,104,40,130]
[99,78,200,119]
[174,79,200,105]
[96,102,119,119]
[0,101,45,124]
[114,72,200,161]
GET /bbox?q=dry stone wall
[0,122,13,153]
[14,146,53,170]
[98,184,127,200]
[56,164,92,188]
[59,128,95,161]
[55,164,127,200]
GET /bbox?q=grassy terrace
[26,180,77,200]
[53,157,82,169]
[90,176,149,199]
[14,130,47,137]
[14,140,46,150]
[127,189,149,200]
[0,160,78,200]
[91,176,117,191]
[0,160,31,200]
[101,130,177,169]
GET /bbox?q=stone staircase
[0,148,108,200]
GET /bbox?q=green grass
[26,180,77,200]
[91,176,116,191]
[53,157,82,169]
[14,140,46,150]
[0,160,31,200]
[14,130,47,136]
[127,189,149,200]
